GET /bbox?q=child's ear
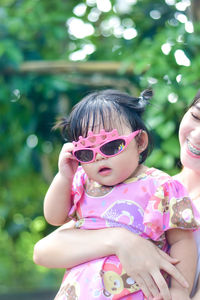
[137,130,148,153]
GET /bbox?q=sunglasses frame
[72,129,141,164]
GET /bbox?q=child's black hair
[55,89,154,163]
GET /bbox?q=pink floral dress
[54,167,199,300]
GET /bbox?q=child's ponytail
[138,89,153,109]
[52,117,70,141]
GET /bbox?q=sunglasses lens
[100,139,126,156]
[74,149,94,162]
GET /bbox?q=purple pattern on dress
[102,200,144,234]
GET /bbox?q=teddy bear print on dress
[170,196,198,228]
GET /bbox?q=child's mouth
[98,167,111,175]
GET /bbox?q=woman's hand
[58,142,78,180]
[112,228,189,300]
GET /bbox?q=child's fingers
[59,151,73,164]
[58,143,79,175]
[62,142,74,153]
[59,143,75,162]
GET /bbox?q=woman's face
[179,99,200,172]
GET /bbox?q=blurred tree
[0,0,200,294]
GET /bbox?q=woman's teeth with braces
[187,140,200,155]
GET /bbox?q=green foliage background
[1,0,200,294]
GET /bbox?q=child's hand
[58,143,78,180]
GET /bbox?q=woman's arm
[167,229,197,300]
[33,225,188,300]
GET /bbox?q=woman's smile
[187,139,200,157]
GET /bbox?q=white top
[191,198,200,297]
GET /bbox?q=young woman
[33,89,200,300]
[174,90,200,299]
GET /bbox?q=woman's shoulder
[172,173,181,181]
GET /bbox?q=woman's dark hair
[55,89,154,163]
[190,89,200,108]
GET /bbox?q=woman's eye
[191,112,200,121]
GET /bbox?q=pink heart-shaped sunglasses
[72,129,141,163]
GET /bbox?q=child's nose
[95,152,106,161]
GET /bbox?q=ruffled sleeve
[68,166,87,219]
[143,180,200,240]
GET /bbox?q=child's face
[179,100,200,172]
[81,122,148,186]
